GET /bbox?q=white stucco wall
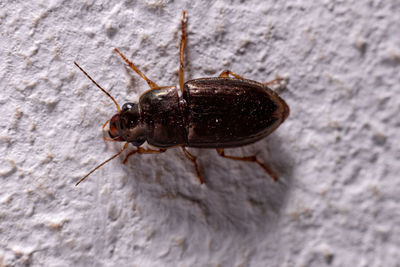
[1,1,399,266]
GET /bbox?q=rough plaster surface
[1,1,399,266]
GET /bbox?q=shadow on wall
[124,133,294,234]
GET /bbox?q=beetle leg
[218,70,245,80]
[216,148,278,182]
[114,48,159,89]
[263,77,282,87]
[123,147,167,164]
[179,10,187,93]
[181,147,205,184]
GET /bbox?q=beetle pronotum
[74,11,289,186]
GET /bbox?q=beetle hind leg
[216,148,278,182]
[263,77,282,87]
[181,147,205,184]
[219,70,283,88]
[218,70,245,80]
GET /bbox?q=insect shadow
[119,133,294,234]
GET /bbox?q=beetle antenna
[75,142,129,186]
[74,62,121,113]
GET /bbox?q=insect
[74,11,289,186]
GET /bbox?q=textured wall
[1,1,399,266]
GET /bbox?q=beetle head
[109,102,147,146]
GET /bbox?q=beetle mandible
[74,11,289,185]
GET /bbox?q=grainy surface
[1,1,399,266]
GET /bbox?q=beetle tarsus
[216,148,278,182]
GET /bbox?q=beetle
[74,11,289,186]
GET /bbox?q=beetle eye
[122,102,135,112]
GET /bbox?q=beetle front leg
[123,147,167,164]
[114,48,159,89]
[216,148,278,182]
[181,147,205,184]
[218,70,245,80]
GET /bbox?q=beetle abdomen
[183,78,289,148]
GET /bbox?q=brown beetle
[74,11,289,185]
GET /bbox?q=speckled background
[1,1,399,266]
